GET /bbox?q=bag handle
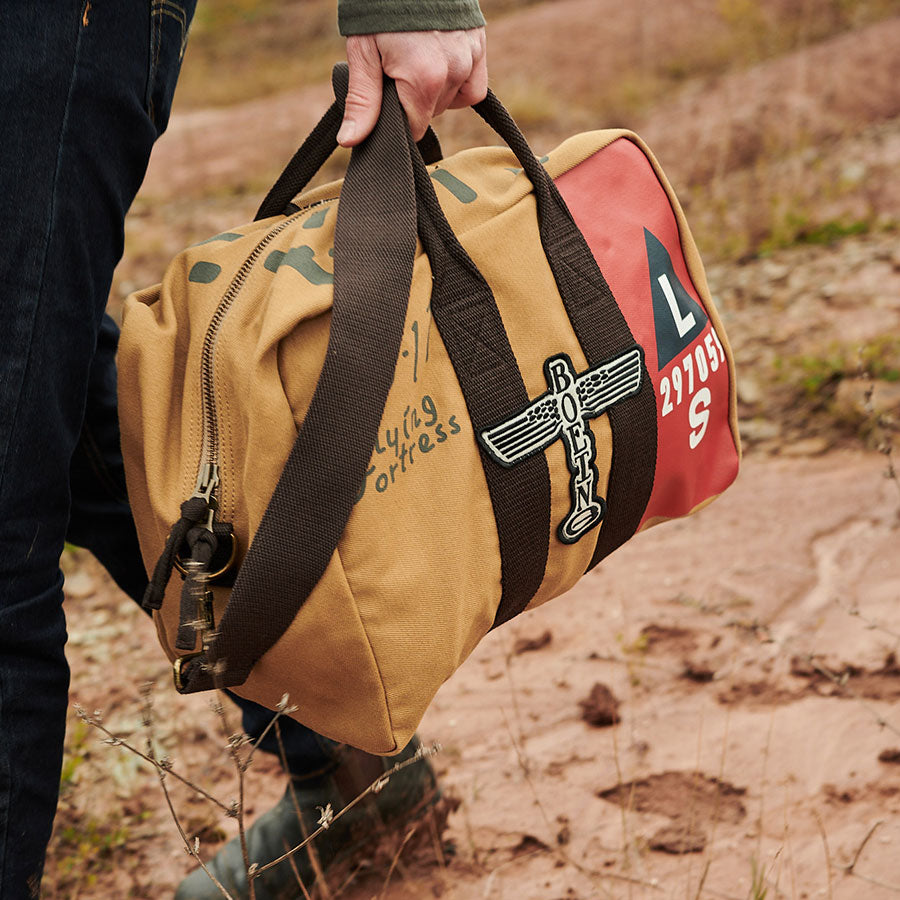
[255,65,443,221]
[401,93,659,624]
[469,92,659,580]
[177,71,658,694]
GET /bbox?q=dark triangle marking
[644,228,707,370]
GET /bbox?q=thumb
[338,36,383,147]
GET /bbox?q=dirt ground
[43,4,900,899]
[51,443,900,899]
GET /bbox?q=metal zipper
[189,210,304,518]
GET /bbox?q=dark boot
[174,736,438,899]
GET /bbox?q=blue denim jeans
[0,4,335,895]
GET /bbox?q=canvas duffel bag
[119,65,740,754]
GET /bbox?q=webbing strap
[255,66,442,221]
[405,122,550,630]
[179,71,419,692]
[473,94,658,582]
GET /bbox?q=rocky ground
[46,229,900,900]
[42,3,900,898]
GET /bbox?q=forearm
[338,0,485,36]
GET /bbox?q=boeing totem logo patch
[478,347,644,544]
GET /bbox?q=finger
[394,61,447,141]
[431,39,476,117]
[338,35,384,147]
[448,46,488,109]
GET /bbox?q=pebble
[739,419,781,442]
[64,569,96,599]
[779,437,830,457]
[736,375,763,406]
[840,161,867,184]
[761,261,790,283]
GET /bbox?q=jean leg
[68,314,149,605]
[0,15,335,894]
[0,2,194,895]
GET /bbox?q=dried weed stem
[81,691,440,899]
[502,650,660,896]
[812,811,834,900]
[253,743,440,877]
[73,704,230,815]
[273,719,328,900]
[842,819,883,875]
[76,691,238,900]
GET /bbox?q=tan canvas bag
[119,67,740,754]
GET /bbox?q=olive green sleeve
[337,0,485,36]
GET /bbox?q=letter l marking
[658,273,695,338]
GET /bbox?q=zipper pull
[191,463,220,531]
[142,485,219,612]
[175,534,218,651]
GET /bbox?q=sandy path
[52,449,900,899]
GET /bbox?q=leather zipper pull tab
[141,495,212,611]
[175,526,219,650]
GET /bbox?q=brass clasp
[173,653,202,693]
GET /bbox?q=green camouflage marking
[303,209,329,229]
[194,232,243,246]
[430,169,477,203]
[264,246,333,285]
[506,155,550,175]
[188,261,222,283]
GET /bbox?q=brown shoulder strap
[179,73,420,693]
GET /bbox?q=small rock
[790,655,817,678]
[878,748,900,764]
[736,375,763,407]
[63,570,96,599]
[513,630,552,655]
[631,740,651,758]
[739,418,781,442]
[682,660,715,683]
[823,784,855,804]
[840,161,867,185]
[578,682,621,727]
[556,815,571,846]
[761,261,790,283]
[511,834,549,857]
[779,437,830,457]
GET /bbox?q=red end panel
[554,138,738,526]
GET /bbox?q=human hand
[337,29,488,146]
